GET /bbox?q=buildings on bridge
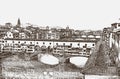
[1,38,96,56]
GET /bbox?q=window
[49,43,51,45]
[24,42,26,43]
[30,42,32,44]
[103,31,106,33]
[36,42,38,44]
[43,42,45,44]
[18,41,20,43]
[92,44,94,46]
[118,24,120,27]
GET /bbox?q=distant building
[0,25,11,38]
[5,23,12,28]
[111,23,120,30]
[4,28,20,39]
[40,27,49,40]
[59,27,72,40]
[4,31,13,38]
[13,32,19,39]
[46,28,60,40]
[19,32,29,39]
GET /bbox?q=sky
[0,0,120,30]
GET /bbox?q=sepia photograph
[0,0,120,79]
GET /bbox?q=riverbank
[85,75,119,79]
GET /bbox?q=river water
[1,55,120,79]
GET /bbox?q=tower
[16,18,21,27]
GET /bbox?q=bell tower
[16,18,21,27]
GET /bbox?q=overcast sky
[0,0,120,30]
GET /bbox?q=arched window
[30,42,32,44]
[36,42,38,44]
[43,42,45,44]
